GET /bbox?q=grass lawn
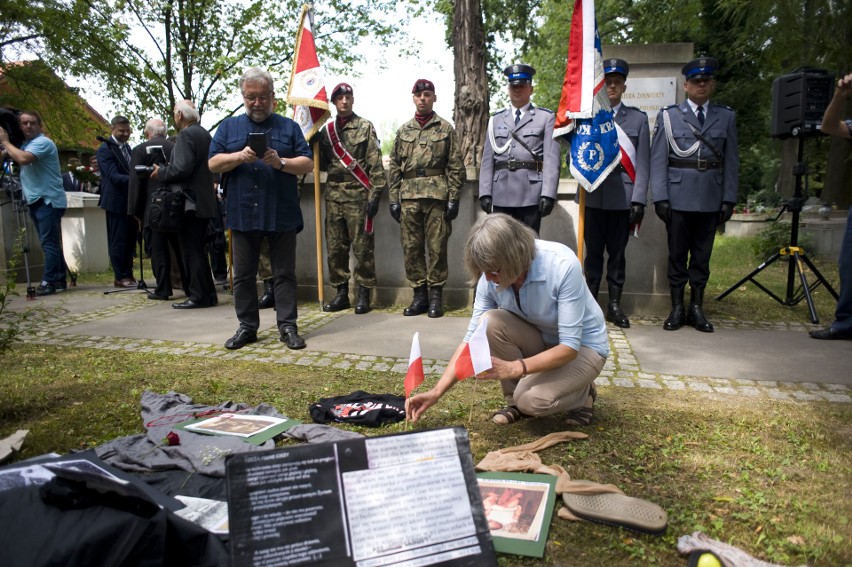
[0,233,849,566]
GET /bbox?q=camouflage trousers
[400,198,450,288]
[257,238,272,281]
[325,199,376,288]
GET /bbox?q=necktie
[514,109,521,126]
[122,144,131,165]
[697,105,705,126]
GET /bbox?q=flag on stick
[553,0,620,193]
[404,332,425,398]
[287,4,330,141]
[455,318,492,380]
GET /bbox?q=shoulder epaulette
[662,104,678,110]
[535,106,554,114]
[623,104,647,115]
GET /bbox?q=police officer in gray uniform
[479,63,561,234]
[651,57,739,333]
[580,58,649,328]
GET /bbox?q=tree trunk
[452,0,489,178]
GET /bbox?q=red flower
[164,431,181,446]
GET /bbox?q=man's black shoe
[54,281,68,292]
[147,292,170,300]
[663,305,685,330]
[35,282,55,296]
[686,304,714,333]
[172,299,210,309]
[280,326,306,350]
[258,278,275,309]
[809,327,852,340]
[225,329,257,350]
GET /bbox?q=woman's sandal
[564,383,597,427]
[491,405,528,425]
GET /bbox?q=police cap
[604,58,629,78]
[682,57,719,80]
[412,79,435,94]
[503,64,536,85]
[331,82,353,101]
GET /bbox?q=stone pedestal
[61,192,109,273]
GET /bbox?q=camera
[135,165,155,177]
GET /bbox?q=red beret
[411,79,435,94]
[331,82,353,101]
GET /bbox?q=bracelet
[518,359,528,378]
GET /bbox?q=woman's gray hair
[174,99,199,123]
[464,213,537,286]
[239,67,274,93]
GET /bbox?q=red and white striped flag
[615,123,636,182]
[404,332,425,398]
[287,5,330,140]
[455,318,492,380]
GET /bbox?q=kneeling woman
[406,214,609,426]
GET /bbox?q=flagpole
[313,140,324,308]
[577,187,586,272]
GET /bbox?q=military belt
[669,158,722,171]
[495,159,542,172]
[327,173,357,183]
[402,168,445,180]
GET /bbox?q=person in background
[809,72,852,340]
[388,79,464,318]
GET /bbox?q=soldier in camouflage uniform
[388,79,465,318]
[318,83,387,314]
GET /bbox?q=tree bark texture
[453,0,489,173]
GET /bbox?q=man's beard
[246,103,273,123]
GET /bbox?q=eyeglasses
[242,92,273,104]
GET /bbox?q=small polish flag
[455,318,492,380]
[404,332,425,398]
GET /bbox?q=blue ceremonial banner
[554,0,620,192]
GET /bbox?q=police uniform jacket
[479,104,561,208]
[650,100,738,212]
[318,114,387,203]
[581,104,649,210]
[388,113,464,203]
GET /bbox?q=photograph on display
[476,472,558,557]
[183,414,288,438]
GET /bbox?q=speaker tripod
[715,134,838,323]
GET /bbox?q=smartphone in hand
[248,132,267,156]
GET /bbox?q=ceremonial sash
[326,120,372,192]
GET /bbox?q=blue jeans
[831,206,852,333]
[28,199,66,284]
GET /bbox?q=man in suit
[651,57,739,333]
[97,115,138,288]
[152,100,218,309]
[479,63,561,234]
[128,118,183,301]
[62,157,83,192]
[580,58,650,328]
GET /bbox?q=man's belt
[327,173,358,183]
[402,168,445,180]
[668,158,723,171]
[495,159,542,172]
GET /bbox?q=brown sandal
[491,405,527,425]
[565,383,597,427]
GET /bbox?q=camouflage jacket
[388,113,464,203]
[318,114,387,203]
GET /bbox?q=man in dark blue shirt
[209,67,313,350]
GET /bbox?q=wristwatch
[278,158,287,171]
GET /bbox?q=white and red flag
[287,4,330,140]
[404,332,425,398]
[553,0,621,192]
[454,318,492,381]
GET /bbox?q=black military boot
[404,284,429,316]
[354,285,371,314]
[586,279,600,300]
[606,284,630,328]
[686,285,714,333]
[663,286,686,331]
[258,278,275,309]
[427,286,444,318]
[323,283,350,312]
